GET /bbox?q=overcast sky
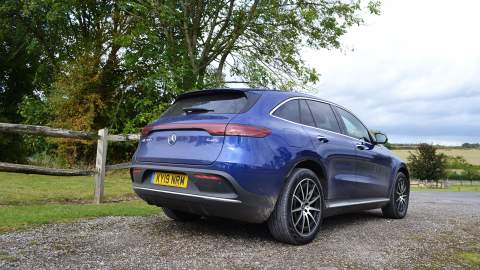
[303,0,480,145]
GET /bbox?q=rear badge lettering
[206,137,219,143]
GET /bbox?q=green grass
[0,170,159,233]
[0,170,135,205]
[411,184,480,192]
[459,252,480,265]
[0,201,159,233]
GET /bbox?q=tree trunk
[181,71,197,91]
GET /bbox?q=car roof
[177,88,343,108]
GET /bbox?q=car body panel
[135,114,235,165]
[131,88,407,223]
[355,143,396,198]
[298,124,358,201]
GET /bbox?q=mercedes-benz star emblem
[167,133,177,145]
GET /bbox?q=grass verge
[0,170,159,234]
[0,200,159,233]
[411,184,480,192]
[0,170,134,205]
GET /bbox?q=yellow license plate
[153,172,188,188]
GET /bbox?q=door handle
[356,143,367,150]
[317,136,329,143]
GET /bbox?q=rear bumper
[131,163,276,223]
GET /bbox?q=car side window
[273,100,300,123]
[299,100,316,127]
[335,107,371,142]
[306,100,341,132]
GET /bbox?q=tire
[382,172,409,219]
[268,168,324,245]
[162,207,201,222]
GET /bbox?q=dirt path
[1,192,479,269]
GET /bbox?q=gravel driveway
[1,192,479,270]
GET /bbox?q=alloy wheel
[395,177,409,214]
[291,178,322,236]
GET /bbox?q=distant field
[393,148,480,165]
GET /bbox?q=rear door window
[306,100,341,133]
[163,92,250,117]
[273,100,300,123]
[299,100,316,127]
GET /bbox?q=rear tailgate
[136,117,231,165]
[134,90,260,165]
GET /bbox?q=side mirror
[374,132,388,145]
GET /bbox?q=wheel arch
[286,159,328,199]
[398,163,410,182]
[390,163,410,197]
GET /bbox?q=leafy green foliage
[447,170,480,181]
[462,143,480,149]
[408,144,448,182]
[444,156,480,180]
[124,0,380,90]
[0,0,53,162]
[446,155,470,169]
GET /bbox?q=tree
[125,0,381,91]
[3,0,139,164]
[462,143,480,149]
[408,144,447,184]
[0,0,53,162]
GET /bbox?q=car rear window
[272,100,300,123]
[162,92,254,117]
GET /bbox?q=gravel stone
[1,192,479,269]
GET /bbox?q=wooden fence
[0,122,139,204]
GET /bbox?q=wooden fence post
[94,128,108,204]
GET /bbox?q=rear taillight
[140,123,270,138]
[140,126,153,137]
[141,123,225,137]
[225,124,271,137]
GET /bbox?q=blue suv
[131,89,410,244]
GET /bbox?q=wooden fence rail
[0,122,139,204]
[0,162,93,176]
[0,123,98,140]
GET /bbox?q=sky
[303,0,480,145]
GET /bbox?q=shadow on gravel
[152,216,273,241]
[148,209,386,243]
[324,210,384,224]
[321,210,384,231]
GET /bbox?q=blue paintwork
[135,113,234,165]
[132,89,407,222]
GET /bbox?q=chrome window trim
[269,96,371,143]
[133,186,242,203]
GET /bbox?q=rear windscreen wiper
[183,107,214,114]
